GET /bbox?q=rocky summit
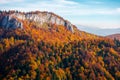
[0,11,74,33]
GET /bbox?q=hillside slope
[106,34,120,41]
[0,11,120,80]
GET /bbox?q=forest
[0,23,120,80]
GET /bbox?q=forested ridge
[0,11,120,80]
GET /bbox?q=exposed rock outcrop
[0,15,23,29]
[0,11,74,32]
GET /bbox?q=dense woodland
[0,22,120,80]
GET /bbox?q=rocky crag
[0,11,74,33]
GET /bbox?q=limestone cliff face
[0,15,23,29]
[0,11,74,32]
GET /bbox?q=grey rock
[1,16,8,27]
[0,11,74,32]
[0,15,23,29]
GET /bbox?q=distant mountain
[78,25,120,36]
[106,34,120,41]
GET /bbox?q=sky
[0,0,120,29]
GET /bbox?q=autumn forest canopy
[0,11,120,80]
